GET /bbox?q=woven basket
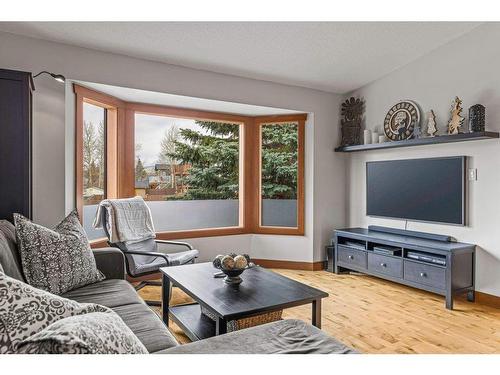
[201,306,282,332]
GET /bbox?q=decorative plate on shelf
[383,100,420,141]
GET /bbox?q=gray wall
[347,23,500,296]
[0,30,344,263]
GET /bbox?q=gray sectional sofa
[0,220,355,354]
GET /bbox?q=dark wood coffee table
[160,262,328,341]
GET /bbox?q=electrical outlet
[468,168,477,181]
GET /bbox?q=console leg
[445,294,454,310]
[467,290,475,302]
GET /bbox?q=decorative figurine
[363,129,372,144]
[340,97,364,146]
[426,110,438,137]
[412,125,422,139]
[447,97,464,135]
[469,104,485,132]
[383,100,420,141]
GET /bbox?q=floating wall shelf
[334,131,499,153]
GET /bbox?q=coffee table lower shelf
[169,303,216,341]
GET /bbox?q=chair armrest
[92,247,125,280]
[155,239,194,250]
[122,249,171,266]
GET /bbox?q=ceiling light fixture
[33,71,66,83]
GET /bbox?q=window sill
[88,226,307,249]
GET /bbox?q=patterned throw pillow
[14,210,104,295]
[18,312,148,354]
[0,272,108,354]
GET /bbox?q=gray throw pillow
[18,312,148,354]
[0,272,108,354]
[14,210,104,295]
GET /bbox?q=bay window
[74,84,305,242]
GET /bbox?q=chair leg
[145,280,162,287]
[134,281,149,291]
[133,280,163,306]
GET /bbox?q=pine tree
[167,120,240,200]
[167,121,298,201]
[261,123,298,199]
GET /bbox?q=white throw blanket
[93,197,156,244]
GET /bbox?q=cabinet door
[0,70,32,221]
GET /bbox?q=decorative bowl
[219,267,246,285]
[213,254,251,285]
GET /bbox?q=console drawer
[368,253,402,278]
[404,260,446,290]
[337,245,367,269]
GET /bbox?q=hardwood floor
[137,269,500,353]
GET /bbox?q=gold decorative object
[447,97,464,135]
[426,110,438,137]
[383,100,420,141]
[233,255,248,269]
[212,253,253,285]
[221,255,235,270]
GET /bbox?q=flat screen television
[366,156,466,225]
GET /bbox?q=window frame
[74,84,306,241]
[252,115,306,235]
[74,84,124,221]
[126,102,250,240]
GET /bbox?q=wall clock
[383,100,420,141]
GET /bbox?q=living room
[1,1,499,371]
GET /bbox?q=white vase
[364,129,372,144]
[378,135,386,143]
[372,131,379,143]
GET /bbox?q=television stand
[333,227,475,310]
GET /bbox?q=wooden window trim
[74,84,125,220]
[252,115,306,235]
[75,84,307,240]
[127,102,249,238]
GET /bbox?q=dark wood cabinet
[0,68,34,222]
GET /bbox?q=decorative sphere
[212,254,225,269]
[221,255,235,270]
[234,255,248,269]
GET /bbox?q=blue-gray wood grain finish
[334,227,475,310]
[161,262,328,339]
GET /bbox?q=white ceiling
[0,22,481,93]
[75,80,303,116]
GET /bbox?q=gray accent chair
[100,209,199,306]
